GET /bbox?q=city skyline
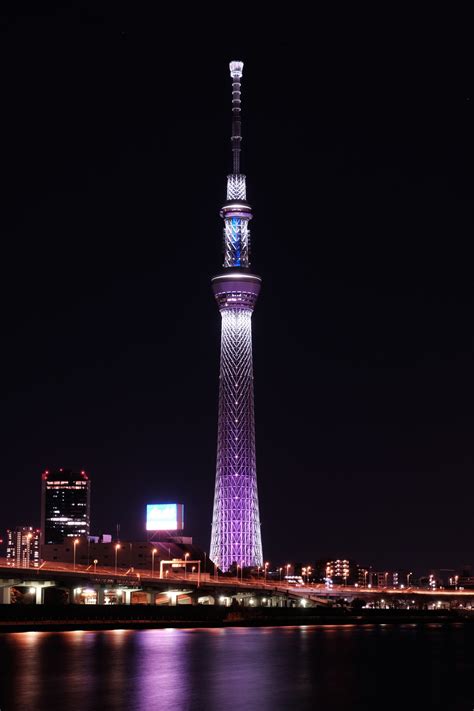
[0,16,472,573]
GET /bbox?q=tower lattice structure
[210,61,263,571]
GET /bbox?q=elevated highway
[1,560,473,608]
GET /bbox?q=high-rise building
[6,526,40,568]
[210,61,263,571]
[41,469,90,544]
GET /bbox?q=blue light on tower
[230,217,241,266]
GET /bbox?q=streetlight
[73,538,80,571]
[236,563,240,583]
[151,548,157,578]
[115,544,121,574]
[184,552,190,579]
[93,559,98,574]
[241,562,244,584]
[286,563,291,580]
[407,571,413,587]
[279,567,283,583]
[264,562,269,585]
[302,567,307,584]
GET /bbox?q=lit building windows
[41,469,90,544]
[6,527,40,568]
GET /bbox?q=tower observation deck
[210,61,263,571]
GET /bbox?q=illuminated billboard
[146,503,184,531]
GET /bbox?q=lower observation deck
[212,271,261,311]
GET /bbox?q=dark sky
[0,8,472,574]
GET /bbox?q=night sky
[0,9,472,574]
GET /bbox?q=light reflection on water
[0,624,473,710]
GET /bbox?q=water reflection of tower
[210,61,263,571]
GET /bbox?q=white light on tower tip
[229,61,243,78]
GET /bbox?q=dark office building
[40,469,90,544]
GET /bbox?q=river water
[0,624,472,710]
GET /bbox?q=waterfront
[0,624,473,710]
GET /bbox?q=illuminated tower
[210,61,263,571]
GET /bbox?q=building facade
[209,61,263,571]
[40,469,90,544]
[313,558,362,585]
[326,559,351,584]
[6,526,40,568]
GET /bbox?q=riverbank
[0,605,471,632]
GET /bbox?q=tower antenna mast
[230,60,244,175]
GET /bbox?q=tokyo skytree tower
[210,61,263,571]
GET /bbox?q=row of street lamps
[37,540,419,590]
[72,540,125,575]
[71,541,198,579]
[69,543,314,588]
[247,562,295,584]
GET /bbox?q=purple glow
[210,61,263,571]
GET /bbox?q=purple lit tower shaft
[210,61,263,571]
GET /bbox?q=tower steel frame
[210,62,263,571]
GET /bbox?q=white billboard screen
[146,503,184,531]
